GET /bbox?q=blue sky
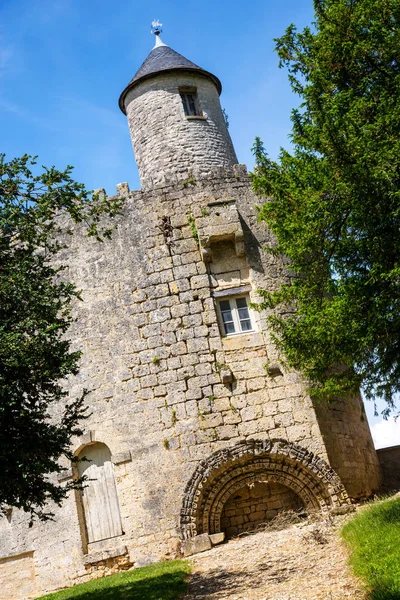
[1,0,398,447]
[0,0,315,192]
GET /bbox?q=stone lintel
[213,285,252,298]
[111,451,132,465]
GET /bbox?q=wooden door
[77,443,123,543]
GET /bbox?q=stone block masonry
[0,170,381,599]
[125,73,238,190]
[220,481,303,538]
[0,32,383,598]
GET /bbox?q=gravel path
[184,516,365,600]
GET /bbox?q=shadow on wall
[239,213,264,273]
[377,445,400,493]
[220,481,304,539]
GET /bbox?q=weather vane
[151,20,163,36]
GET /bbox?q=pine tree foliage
[0,155,123,520]
[251,0,400,409]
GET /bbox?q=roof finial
[151,20,167,49]
[151,19,163,36]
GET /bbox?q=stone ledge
[222,332,265,351]
[57,468,74,483]
[83,545,128,566]
[0,550,34,564]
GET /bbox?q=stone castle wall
[124,73,238,189]
[0,170,381,599]
[377,445,400,491]
[313,395,379,498]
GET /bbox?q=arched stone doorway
[180,439,349,540]
[220,480,304,538]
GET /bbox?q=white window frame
[216,294,256,337]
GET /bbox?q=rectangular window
[217,295,255,336]
[180,91,202,117]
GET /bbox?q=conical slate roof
[119,43,222,114]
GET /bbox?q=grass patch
[342,496,400,600]
[36,559,190,600]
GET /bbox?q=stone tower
[119,31,237,189]
[0,29,381,600]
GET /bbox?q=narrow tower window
[180,88,202,117]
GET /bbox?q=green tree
[0,154,123,520]
[251,0,400,411]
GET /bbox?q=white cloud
[371,417,400,450]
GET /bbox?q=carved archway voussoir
[179,439,349,539]
[204,463,325,533]
[205,470,322,535]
